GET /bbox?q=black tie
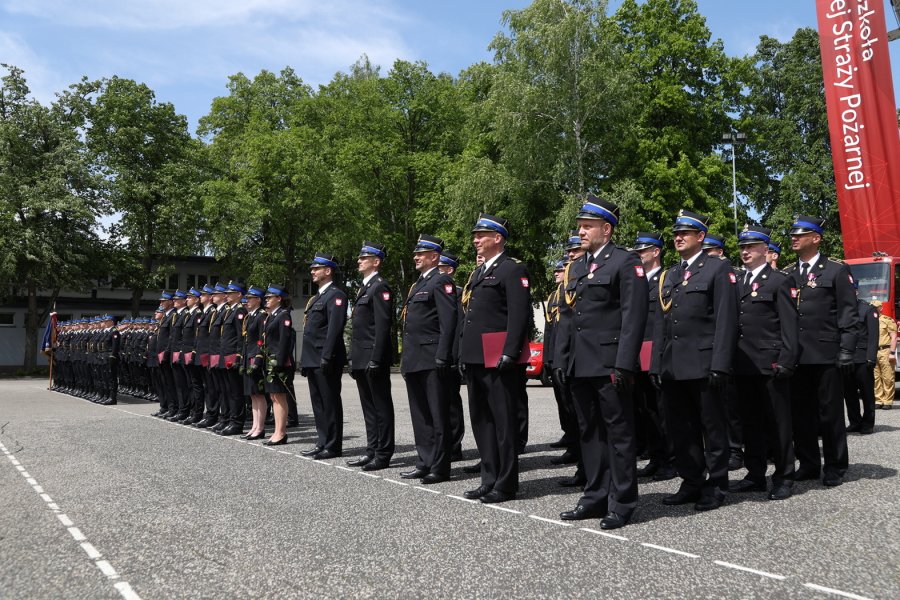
[681,260,689,270]
[800,262,809,278]
[744,271,752,286]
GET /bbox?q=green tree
[614,0,743,260]
[0,65,106,368]
[85,76,204,313]
[741,28,840,256]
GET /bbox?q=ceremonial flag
[41,311,58,356]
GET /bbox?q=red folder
[210,355,220,368]
[199,354,209,368]
[172,351,181,363]
[639,341,653,372]
[482,332,530,367]
[157,352,165,364]
[183,353,193,366]
[224,354,238,369]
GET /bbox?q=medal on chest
[681,270,692,286]
[751,282,759,297]
[807,273,817,288]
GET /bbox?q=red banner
[816,0,900,259]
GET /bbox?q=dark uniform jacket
[196,304,217,366]
[300,284,348,369]
[651,254,739,380]
[734,264,799,376]
[157,310,174,362]
[784,256,859,365]
[180,307,199,364]
[147,328,159,367]
[643,267,662,343]
[559,245,648,378]
[459,253,532,365]
[401,268,457,374]
[543,288,561,368]
[853,299,879,364]
[220,302,247,369]
[242,308,266,370]
[264,307,295,369]
[168,308,187,360]
[350,274,394,369]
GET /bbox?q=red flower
[257,340,263,346]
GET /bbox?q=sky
[2,0,899,133]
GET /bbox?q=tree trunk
[23,279,39,369]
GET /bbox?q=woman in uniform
[242,286,268,440]
[262,284,295,446]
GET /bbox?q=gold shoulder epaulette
[828,257,845,264]
[511,257,522,263]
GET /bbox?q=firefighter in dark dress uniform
[556,197,648,529]
[179,287,205,424]
[217,281,248,436]
[300,254,348,459]
[731,226,798,501]
[844,287,879,434]
[651,210,738,512]
[399,235,458,484]
[154,292,176,418]
[459,214,532,504]
[242,285,268,439]
[438,251,466,461]
[261,284,296,446]
[193,284,221,429]
[784,215,856,487]
[348,242,395,471]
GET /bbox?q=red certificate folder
[639,341,653,372]
[482,332,530,367]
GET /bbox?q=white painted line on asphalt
[803,583,873,600]
[10,458,19,465]
[713,560,786,580]
[641,543,699,558]
[529,515,572,527]
[484,504,521,515]
[81,542,102,559]
[25,477,37,485]
[414,486,442,494]
[358,472,380,478]
[383,479,409,486]
[0,440,141,599]
[447,494,478,503]
[95,560,119,578]
[115,582,142,600]
[298,455,313,460]
[335,465,354,472]
[580,527,627,541]
[277,450,291,455]
[21,471,30,477]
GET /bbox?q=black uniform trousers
[550,373,577,447]
[404,369,450,476]
[448,372,465,455]
[792,364,849,477]
[187,364,205,419]
[466,365,519,495]
[106,360,118,401]
[353,368,395,462]
[172,361,190,415]
[308,368,343,453]
[660,378,729,496]
[735,375,795,486]
[725,380,743,457]
[221,368,245,427]
[515,365,529,452]
[843,362,876,430]
[633,372,673,466]
[570,376,639,514]
[203,366,221,420]
[158,362,177,413]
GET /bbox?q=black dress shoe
[728,452,744,471]
[218,425,244,436]
[346,456,374,467]
[363,459,390,472]
[463,485,492,500]
[794,467,820,481]
[662,489,702,506]
[480,490,515,504]
[421,473,449,485]
[560,504,605,521]
[652,466,678,481]
[636,461,660,477]
[694,494,725,511]
[729,478,766,493]
[151,410,163,417]
[314,450,341,460]
[550,452,578,465]
[263,436,287,446]
[243,431,266,440]
[600,511,632,530]
[823,472,844,487]
[211,422,227,432]
[558,475,587,488]
[301,446,323,457]
[462,462,482,474]
[549,436,571,449]
[768,483,793,500]
[193,418,214,428]
[882,404,893,410]
[400,468,429,479]
[859,427,874,435]
[846,423,862,433]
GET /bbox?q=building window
[185,274,196,290]
[57,314,72,323]
[168,274,179,290]
[0,313,14,326]
[302,278,314,297]
[197,274,208,288]
[210,275,219,285]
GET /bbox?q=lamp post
[721,131,746,240]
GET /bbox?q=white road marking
[447,494,478,503]
[529,515,572,527]
[277,450,291,455]
[383,479,409,486]
[802,583,873,600]
[0,440,142,600]
[335,465,354,472]
[414,486,442,494]
[358,472,380,478]
[580,527,627,541]
[641,543,699,558]
[484,504,521,515]
[713,560,786,580]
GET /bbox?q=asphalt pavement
[1,376,898,599]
